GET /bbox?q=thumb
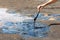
[38,6,44,12]
[37,7,40,12]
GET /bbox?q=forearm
[42,0,57,6]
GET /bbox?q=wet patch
[0,8,60,38]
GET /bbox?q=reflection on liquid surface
[0,8,60,38]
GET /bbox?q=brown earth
[0,0,60,40]
[0,0,60,14]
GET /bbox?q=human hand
[37,4,45,12]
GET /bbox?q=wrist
[42,3,47,7]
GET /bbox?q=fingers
[37,5,44,12]
[37,7,43,12]
[37,5,41,12]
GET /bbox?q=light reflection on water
[0,8,60,38]
[1,21,50,37]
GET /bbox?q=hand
[37,4,45,12]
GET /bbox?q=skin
[37,0,60,26]
[37,0,57,11]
